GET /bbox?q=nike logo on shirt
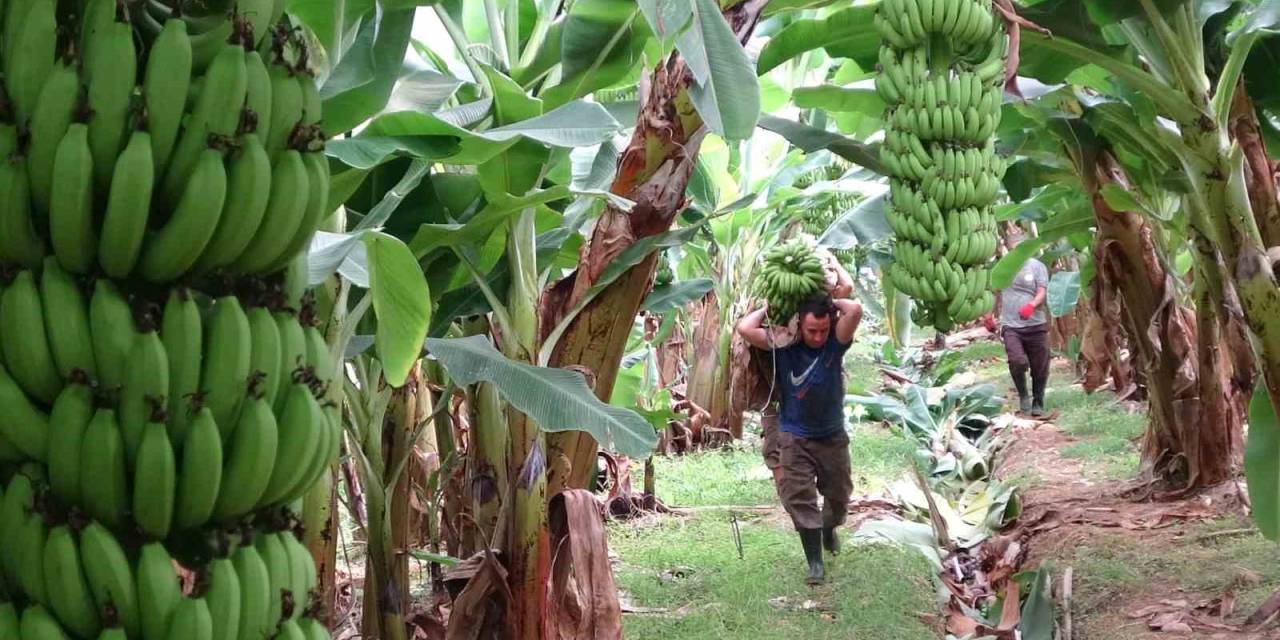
[789,356,823,387]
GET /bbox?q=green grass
[1047,385,1144,480]
[612,515,939,639]
[614,424,938,639]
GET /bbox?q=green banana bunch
[752,238,831,324]
[876,0,1007,331]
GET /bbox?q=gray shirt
[999,258,1049,328]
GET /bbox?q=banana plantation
[8,0,1280,638]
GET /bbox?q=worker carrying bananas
[984,229,1051,417]
[736,257,862,586]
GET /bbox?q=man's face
[800,313,831,348]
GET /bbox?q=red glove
[983,315,997,332]
[1019,303,1036,320]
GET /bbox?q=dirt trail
[995,415,1267,639]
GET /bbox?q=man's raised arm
[736,304,773,350]
[833,297,862,345]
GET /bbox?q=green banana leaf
[425,335,659,458]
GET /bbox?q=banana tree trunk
[685,292,727,447]
[1081,269,1136,395]
[1230,84,1280,248]
[540,0,769,493]
[1090,151,1238,487]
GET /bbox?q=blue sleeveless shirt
[773,334,850,439]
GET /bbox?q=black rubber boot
[1019,393,1032,414]
[799,528,825,585]
[822,525,840,555]
[1031,395,1045,417]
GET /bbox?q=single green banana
[0,271,63,403]
[275,313,308,411]
[137,543,182,640]
[18,605,67,640]
[0,145,45,270]
[80,408,128,529]
[162,289,204,443]
[283,250,309,312]
[244,51,273,144]
[140,148,229,283]
[85,15,137,195]
[144,19,193,175]
[269,151,330,272]
[99,129,155,279]
[133,420,177,539]
[0,603,16,639]
[6,0,56,124]
[43,526,101,638]
[161,42,246,207]
[246,307,284,408]
[189,17,235,72]
[274,620,306,640]
[40,258,98,380]
[79,522,140,638]
[263,58,303,163]
[163,597,212,640]
[120,331,170,465]
[254,533,289,626]
[213,395,278,521]
[233,149,309,273]
[195,136,272,272]
[204,558,241,640]
[48,124,97,274]
[174,407,223,531]
[90,280,137,391]
[201,296,252,441]
[298,617,330,640]
[258,384,322,507]
[281,533,316,618]
[28,54,82,214]
[0,472,35,585]
[231,546,271,640]
[15,492,49,604]
[47,383,94,506]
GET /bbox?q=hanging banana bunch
[0,0,337,637]
[875,0,1009,332]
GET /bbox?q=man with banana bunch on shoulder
[737,253,861,586]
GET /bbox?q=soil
[994,415,1269,639]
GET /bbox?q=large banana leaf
[1047,271,1081,318]
[819,188,892,250]
[318,6,417,135]
[756,4,880,75]
[425,336,659,458]
[541,0,649,107]
[366,233,432,387]
[676,0,761,140]
[792,84,885,118]
[991,239,1045,290]
[758,115,887,176]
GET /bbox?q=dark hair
[797,295,834,321]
